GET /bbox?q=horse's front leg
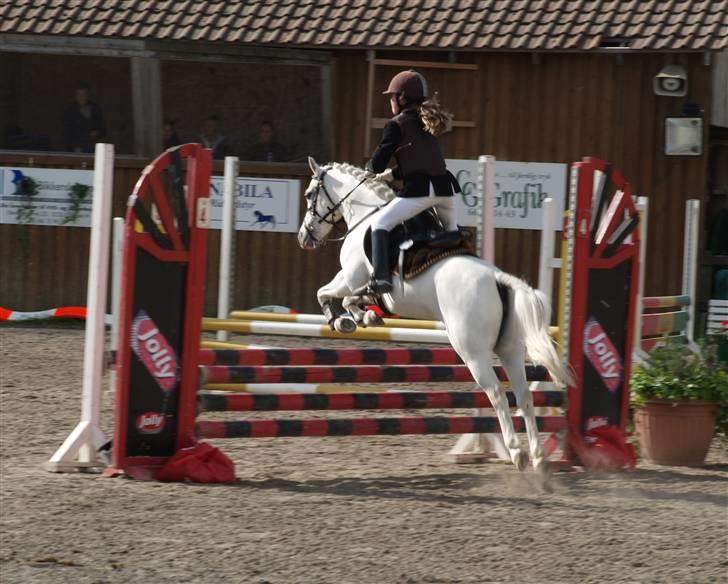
[317,271,357,333]
[342,295,385,328]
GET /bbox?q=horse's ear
[308,156,321,177]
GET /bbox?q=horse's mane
[330,162,395,202]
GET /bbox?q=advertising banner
[208,176,300,233]
[446,159,567,230]
[0,167,94,227]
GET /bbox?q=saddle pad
[396,244,476,279]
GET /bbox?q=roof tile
[0,0,724,51]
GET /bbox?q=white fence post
[217,156,238,341]
[46,143,114,472]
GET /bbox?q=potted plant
[631,336,728,466]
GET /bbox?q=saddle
[363,209,475,281]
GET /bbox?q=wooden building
[1,1,726,331]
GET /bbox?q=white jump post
[217,156,239,341]
[683,199,700,344]
[633,197,699,356]
[109,216,124,392]
[537,198,559,303]
[46,143,114,472]
[478,154,496,263]
[632,196,649,362]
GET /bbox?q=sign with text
[208,176,300,233]
[0,167,94,227]
[446,159,567,230]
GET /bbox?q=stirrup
[368,277,393,295]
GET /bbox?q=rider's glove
[375,168,394,182]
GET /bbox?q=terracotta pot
[633,399,716,466]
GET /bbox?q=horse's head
[297,156,344,249]
[298,157,394,249]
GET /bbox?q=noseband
[303,168,369,244]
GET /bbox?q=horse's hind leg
[461,356,526,470]
[499,345,546,473]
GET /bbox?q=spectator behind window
[246,120,288,162]
[163,119,181,150]
[199,115,230,160]
[63,82,107,153]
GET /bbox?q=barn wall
[0,50,712,314]
[333,50,712,297]
[0,153,337,313]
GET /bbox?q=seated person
[199,115,230,160]
[246,120,288,162]
[162,119,181,150]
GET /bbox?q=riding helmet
[382,70,429,102]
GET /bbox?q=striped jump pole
[201,365,552,385]
[201,318,451,343]
[200,340,271,350]
[202,383,400,394]
[199,347,464,366]
[229,310,446,330]
[198,415,567,439]
[199,390,565,412]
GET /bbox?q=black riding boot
[370,229,393,294]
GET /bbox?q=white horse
[297,157,572,473]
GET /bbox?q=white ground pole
[109,217,125,392]
[633,196,649,364]
[449,155,511,463]
[46,143,114,472]
[217,156,239,341]
[682,199,700,345]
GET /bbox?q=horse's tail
[495,272,573,387]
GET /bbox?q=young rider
[366,69,460,294]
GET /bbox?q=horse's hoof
[334,317,357,334]
[534,459,553,492]
[533,457,548,474]
[363,310,384,327]
[512,449,528,471]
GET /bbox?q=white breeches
[371,194,457,232]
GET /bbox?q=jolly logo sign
[583,318,623,392]
[130,310,179,392]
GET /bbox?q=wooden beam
[371,117,476,129]
[374,59,478,71]
[364,50,376,157]
[320,62,334,160]
[130,57,162,157]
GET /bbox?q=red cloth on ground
[156,442,235,483]
[569,425,636,471]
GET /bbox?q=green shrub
[631,336,728,437]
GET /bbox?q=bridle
[303,167,376,245]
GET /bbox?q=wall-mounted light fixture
[665,104,703,156]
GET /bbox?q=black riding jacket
[366,108,458,198]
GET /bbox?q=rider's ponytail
[418,92,453,137]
